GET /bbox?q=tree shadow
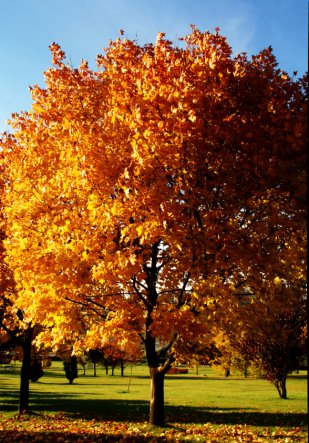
[0,388,307,428]
[166,406,307,427]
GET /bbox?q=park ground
[0,362,307,442]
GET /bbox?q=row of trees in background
[1,313,307,391]
[0,345,140,383]
[0,26,307,426]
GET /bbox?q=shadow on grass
[0,388,307,428]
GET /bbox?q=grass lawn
[0,362,307,442]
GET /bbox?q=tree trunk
[244,360,248,378]
[19,329,33,414]
[281,381,287,399]
[141,241,177,427]
[145,325,170,426]
[149,368,165,427]
[274,378,288,399]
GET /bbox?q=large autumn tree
[1,27,307,426]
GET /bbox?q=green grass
[0,362,307,442]
[0,362,307,423]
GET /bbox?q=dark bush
[63,356,78,384]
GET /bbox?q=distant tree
[0,350,12,365]
[240,290,306,399]
[0,310,35,413]
[77,354,87,375]
[88,349,104,376]
[63,356,78,384]
[30,357,44,382]
[227,274,307,398]
[174,337,220,375]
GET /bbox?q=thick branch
[132,276,151,309]
[176,271,191,309]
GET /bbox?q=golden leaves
[49,42,66,66]
[0,416,306,443]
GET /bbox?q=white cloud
[221,5,257,56]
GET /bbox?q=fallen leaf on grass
[0,414,307,442]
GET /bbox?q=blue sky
[0,0,307,132]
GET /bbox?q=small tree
[233,277,306,398]
[63,356,78,384]
[88,349,104,376]
[30,357,44,382]
[239,311,306,399]
[0,292,36,413]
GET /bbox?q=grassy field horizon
[0,362,307,442]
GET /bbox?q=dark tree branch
[176,271,191,309]
[132,276,150,309]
